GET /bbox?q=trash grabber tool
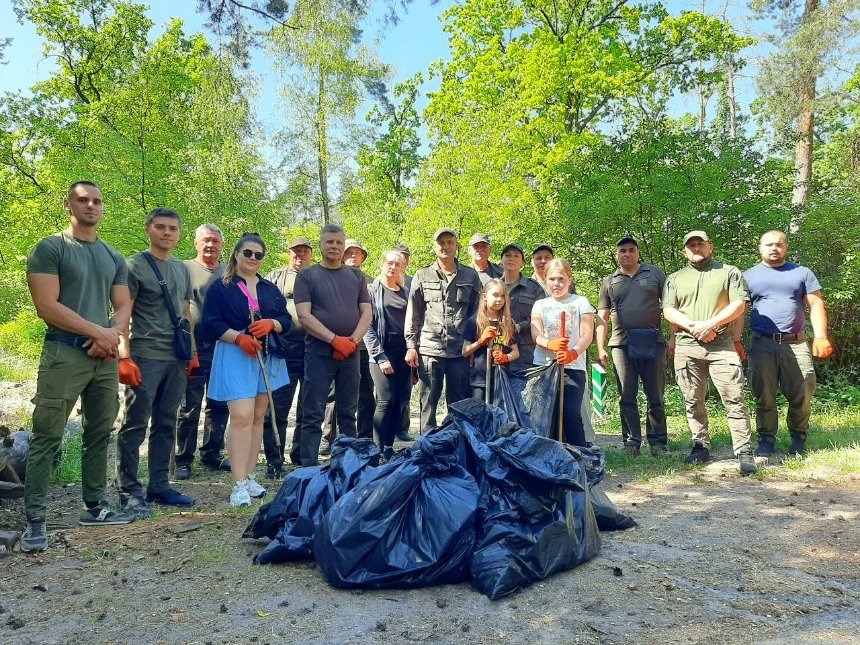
[247,304,280,449]
[558,310,567,443]
[485,319,499,406]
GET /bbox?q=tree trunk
[725,50,737,141]
[317,73,330,226]
[791,0,821,211]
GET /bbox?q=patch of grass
[51,433,83,484]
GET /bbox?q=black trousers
[417,355,470,430]
[262,358,304,466]
[323,348,375,441]
[368,338,411,448]
[175,345,229,467]
[611,346,667,447]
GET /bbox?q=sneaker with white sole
[20,520,48,553]
[244,475,266,499]
[230,481,251,507]
[79,503,136,526]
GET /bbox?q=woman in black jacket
[364,250,411,460]
[202,233,292,507]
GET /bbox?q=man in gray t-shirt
[116,208,195,517]
[292,225,371,466]
[175,224,230,479]
[596,237,668,456]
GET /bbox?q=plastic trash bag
[469,430,602,599]
[314,427,480,589]
[245,437,380,564]
[589,486,637,531]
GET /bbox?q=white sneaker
[230,481,251,507]
[244,474,266,499]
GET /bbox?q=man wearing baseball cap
[663,230,757,474]
[262,235,314,476]
[468,232,503,286]
[406,228,482,429]
[596,236,668,457]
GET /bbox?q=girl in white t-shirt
[530,258,594,445]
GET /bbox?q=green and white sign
[592,363,607,418]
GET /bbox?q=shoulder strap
[142,252,181,327]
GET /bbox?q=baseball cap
[682,230,710,245]
[288,236,313,250]
[500,242,525,257]
[468,232,491,246]
[616,236,638,247]
[531,243,554,255]
[344,238,368,255]
[433,227,457,241]
[392,243,411,256]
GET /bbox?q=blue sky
[0,0,769,150]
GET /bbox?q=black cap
[616,236,638,247]
[531,243,554,256]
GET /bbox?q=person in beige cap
[261,235,314,476]
[406,228,482,429]
[468,232,503,286]
[663,230,756,475]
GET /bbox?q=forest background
[0,0,859,393]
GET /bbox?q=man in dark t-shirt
[22,180,135,553]
[293,225,372,466]
[596,237,668,456]
[740,230,834,457]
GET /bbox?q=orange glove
[812,338,834,359]
[248,319,276,338]
[333,349,347,361]
[477,327,497,347]
[186,352,200,377]
[734,341,746,362]
[118,357,142,388]
[547,337,569,351]
[492,349,510,365]
[331,335,357,358]
[556,349,578,366]
[236,334,262,357]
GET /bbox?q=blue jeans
[116,356,186,500]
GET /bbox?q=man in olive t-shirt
[663,230,756,475]
[116,208,196,516]
[21,180,135,553]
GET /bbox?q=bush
[0,309,45,361]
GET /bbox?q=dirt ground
[1,380,859,644]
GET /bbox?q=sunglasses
[241,249,265,260]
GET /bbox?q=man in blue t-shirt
[739,230,834,457]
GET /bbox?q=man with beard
[663,231,757,475]
[740,230,833,457]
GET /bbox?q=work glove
[491,349,510,365]
[118,357,142,388]
[330,335,357,358]
[547,337,569,351]
[248,319,276,338]
[812,338,834,359]
[555,349,578,366]
[236,333,262,357]
[333,349,347,361]
[186,352,200,377]
[477,327,497,347]
[734,341,747,362]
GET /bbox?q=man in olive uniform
[499,243,545,371]
[468,233,502,286]
[663,230,756,475]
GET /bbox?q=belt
[45,332,90,348]
[752,331,805,343]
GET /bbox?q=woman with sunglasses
[202,233,292,507]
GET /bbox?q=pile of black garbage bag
[245,394,635,599]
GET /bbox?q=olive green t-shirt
[663,258,749,348]
[185,259,225,327]
[26,231,127,333]
[127,252,192,361]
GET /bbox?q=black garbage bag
[246,437,380,564]
[314,427,480,589]
[493,363,559,438]
[589,486,637,531]
[469,430,602,599]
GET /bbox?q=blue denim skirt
[208,340,290,401]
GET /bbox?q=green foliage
[51,432,83,485]
[0,309,45,361]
